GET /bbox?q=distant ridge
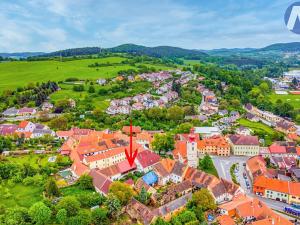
[106,44,208,58]
[0,52,44,58]
[260,42,300,52]
[42,47,102,57]
[3,42,300,59]
[40,44,208,59]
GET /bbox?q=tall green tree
[105,194,121,218]
[1,207,30,225]
[109,181,134,205]
[56,196,80,216]
[0,137,12,153]
[91,208,109,225]
[167,105,184,121]
[139,187,148,204]
[76,175,94,190]
[29,202,51,225]
[56,209,67,224]
[190,189,217,211]
[152,133,175,155]
[45,177,60,198]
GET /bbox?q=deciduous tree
[29,202,51,225]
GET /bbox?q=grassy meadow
[0,182,43,208]
[238,118,283,146]
[0,56,172,91]
[268,92,300,109]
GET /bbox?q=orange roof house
[173,140,187,162]
[160,158,176,173]
[245,156,276,182]
[219,194,292,225]
[217,215,235,225]
[18,121,30,129]
[253,175,300,203]
[219,194,252,217]
[197,135,230,156]
[122,126,142,135]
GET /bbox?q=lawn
[183,59,201,66]
[60,185,96,197]
[0,182,43,208]
[6,154,70,169]
[238,118,283,146]
[268,92,300,109]
[0,57,172,91]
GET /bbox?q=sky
[1,0,300,52]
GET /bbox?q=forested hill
[106,44,208,58]
[260,42,300,52]
[42,47,102,57]
[40,44,208,59]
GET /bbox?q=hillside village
[0,67,299,225]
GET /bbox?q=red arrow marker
[125,120,138,167]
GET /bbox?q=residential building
[245,156,276,183]
[41,102,53,111]
[197,136,230,156]
[135,150,160,173]
[219,195,292,225]
[17,107,37,116]
[235,126,251,136]
[17,121,36,132]
[126,198,157,225]
[228,134,260,156]
[89,169,112,196]
[253,175,300,204]
[2,107,18,117]
[0,124,18,136]
[194,126,221,138]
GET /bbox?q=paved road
[212,156,249,182]
[212,156,296,220]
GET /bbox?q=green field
[238,118,283,146]
[6,154,69,168]
[183,59,201,66]
[0,57,172,91]
[0,182,43,208]
[269,93,300,109]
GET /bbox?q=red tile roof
[71,160,90,177]
[117,160,136,174]
[136,150,160,169]
[253,175,300,196]
[89,169,112,195]
[217,215,235,225]
[0,124,17,135]
[125,178,134,186]
[18,121,29,129]
[229,134,259,145]
[122,126,142,134]
[269,144,286,154]
[98,165,121,177]
[173,140,187,160]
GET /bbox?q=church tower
[187,128,198,168]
